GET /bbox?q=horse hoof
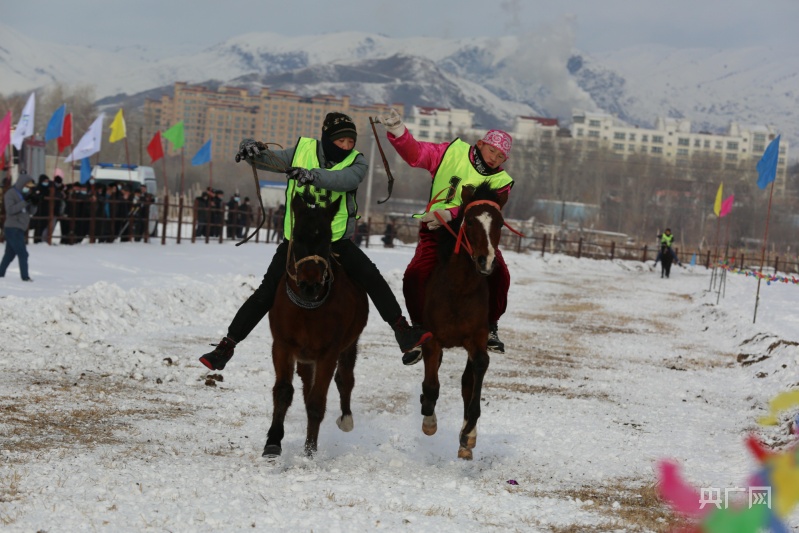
[457,446,473,460]
[462,435,477,449]
[336,414,354,432]
[422,414,437,436]
[262,444,282,458]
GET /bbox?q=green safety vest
[283,137,359,241]
[415,138,514,217]
[661,233,674,247]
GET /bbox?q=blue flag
[191,139,212,166]
[756,135,780,190]
[80,158,92,184]
[45,104,66,142]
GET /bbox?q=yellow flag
[109,109,126,143]
[713,183,723,217]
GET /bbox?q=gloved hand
[380,108,405,137]
[286,167,315,186]
[420,209,452,230]
[235,138,266,162]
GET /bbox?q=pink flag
[0,110,11,155]
[719,195,734,217]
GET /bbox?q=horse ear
[290,193,306,216]
[496,189,509,209]
[461,186,475,205]
[291,194,308,216]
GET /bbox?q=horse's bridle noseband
[285,239,335,309]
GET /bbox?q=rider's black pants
[226,238,402,342]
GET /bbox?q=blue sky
[6,0,798,53]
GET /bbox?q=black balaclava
[321,112,356,166]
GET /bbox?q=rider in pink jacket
[380,108,514,364]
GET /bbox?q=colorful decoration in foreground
[717,261,799,286]
[658,391,799,532]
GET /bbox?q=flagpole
[124,137,132,182]
[69,142,75,183]
[753,179,777,324]
[724,215,732,262]
[209,160,213,188]
[161,139,168,194]
[180,147,185,197]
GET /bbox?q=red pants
[403,228,510,325]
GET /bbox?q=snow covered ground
[1,239,797,531]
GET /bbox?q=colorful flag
[11,92,35,150]
[58,113,73,154]
[0,110,11,156]
[109,109,126,143]
[713,183,723,217]
[80,158,92,184]
[64,113,105,163]
[162,121,185,150]
[756,135,780,190]
[147,131,164,163]
[720,195,734,218]
[45,104,67,142]
[191,139,212,166]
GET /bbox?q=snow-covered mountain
[2,22,797,146]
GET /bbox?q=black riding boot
[199,336,237,370]
[488,322,505,354]
[392,317,432,365]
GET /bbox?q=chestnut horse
[418,182,508,460]
[263,194,368,458]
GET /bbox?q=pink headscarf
[481,129,512,159]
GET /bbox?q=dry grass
[0,371,189,456]
[543,479,690,532]
[484,380,611,401]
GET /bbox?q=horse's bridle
[284,238,335,309]
[426,188,525,256]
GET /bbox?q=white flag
[64,113,105,163]
[11,92,35,150]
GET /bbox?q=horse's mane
[436,181,498,261]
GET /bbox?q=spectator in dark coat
[239,197,253,238]
[30,174,51,243]
[195,190,210,238]
[0,174,37,281]
[226,193,240,239]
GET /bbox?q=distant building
[403,106,474,141]
[570,109,790,193]
[143,82,392,163]
[403,107,561,144]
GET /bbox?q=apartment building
[571,109,790,193]
[143,82,391,164]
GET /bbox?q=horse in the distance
[418,182,508,460]
[659,244,674,278]
[263,194,368,458]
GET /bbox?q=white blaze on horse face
[476,211,496,269]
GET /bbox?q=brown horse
[418,182,508,460]
[263,194,369,458]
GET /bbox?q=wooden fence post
[161,194,168,245]
[177,197,184,245]
[641,244,648,263]
[541,234,547,257]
